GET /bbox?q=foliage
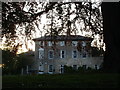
[2,49,17,75]
[64,65,101,74]
[1,1,103,53]
[64,65,76,73]
[91,47,104,57]
[2,49,34,75]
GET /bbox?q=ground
[2,73,120,88]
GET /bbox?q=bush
[64,65,101,74]
[64,65,77,73]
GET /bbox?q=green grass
[2,73,120,88]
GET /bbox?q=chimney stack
[67,20,71,36]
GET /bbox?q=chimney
[67,20,71,36]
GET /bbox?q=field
[2,73,120,88]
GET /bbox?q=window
[48,41,52,46]
[48,65,53,72]
[73,65,77,70]
[95,65,98,70]
[39,41,44,46]
[60,65,64,73]
[72,50,77,58]
[48,50,54,59]
[82,41,86,47]
[60,41,65,46]
[82,65,87,69]
[82,53,86,58]
[72,41,78,46]
[39,48,44,59]
[60,50,65,58]
[82,48,87,58]
[39,65,44,72]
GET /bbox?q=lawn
[2,73,120,88]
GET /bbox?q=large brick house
[32,35,103,74]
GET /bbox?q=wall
[32,40,103,74]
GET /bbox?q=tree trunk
[101,2,120,72]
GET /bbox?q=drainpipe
[21,68,23,75]
[26,65,28,74]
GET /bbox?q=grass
[2,73,120,88]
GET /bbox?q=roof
[33,35,93,41]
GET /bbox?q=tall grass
[2,73,120,88]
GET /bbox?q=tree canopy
[2,1,103,53]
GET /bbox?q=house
[32,35,103,74]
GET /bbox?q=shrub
[64,65,101,74]
[64,65,77,73]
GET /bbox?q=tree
[2,2,103,53]
[2,49,34,75]
[91,47,104,57]
[101,2,120,72]
[2,49,17,75]
[16,51,34,74]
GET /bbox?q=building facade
[32,35,103,74]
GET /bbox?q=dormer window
[72,41,77,46]
[60,41,65,46]
[39,41,44,46]
[48,41,52,46]
[82,41,86,47]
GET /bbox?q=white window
[73,65,78,70]
[48,65,53,72]
[82,41,86,47]
[60,41,65,46]
[60,50,65,59]
[48,50,54,59]
[72,41,78,46]
[48,41,52,46]
[38,64,44,74]
[72,50,77,58]
[39,41,44,46]
[39,48,44,59]
[60,65,64,73]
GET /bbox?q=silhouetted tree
[2,1,120,73]
[101,2,120,72]
[2,49,17,75]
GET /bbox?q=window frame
[82,52,87,58]
[82,41,86,47]
[60,50,66,59]
[72,41,78,46]
[60,65,64,73]
[48,65,53,72]
[72,50,77,59]
[59,41,65,46]
[39,48,44,59]
[39,41,44,46]
[48,41,52,46]
[48,50,54,59]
